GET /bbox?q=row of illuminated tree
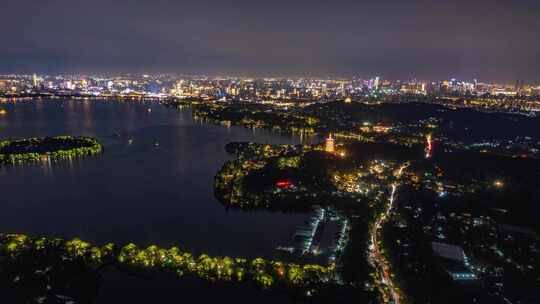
[0,234,334,289]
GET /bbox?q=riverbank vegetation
[0,234,333,291]
[0,136,102,164]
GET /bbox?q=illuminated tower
[425,133,433,158]
[325,134,335,153]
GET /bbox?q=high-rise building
[515,80,524,94]
[374,76,380,90]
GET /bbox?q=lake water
[0,99,318,260]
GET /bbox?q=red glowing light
[276,179,293,189]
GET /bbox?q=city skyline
[3,72,539,117]
[3,72,540,88]
[1,0,540,83]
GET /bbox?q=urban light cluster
[1,74,540,115]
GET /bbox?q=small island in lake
[0,136,102,164]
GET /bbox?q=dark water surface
[0,99,320,259]
[0,99,322,303]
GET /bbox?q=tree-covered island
[0,136,102,164]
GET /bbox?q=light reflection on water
[0,99,320,260]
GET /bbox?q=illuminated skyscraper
[374,76,380,90]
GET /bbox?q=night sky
[1,0,539,82]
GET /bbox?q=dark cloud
[1,0,539,82]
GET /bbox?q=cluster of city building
[1,74,540,103]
